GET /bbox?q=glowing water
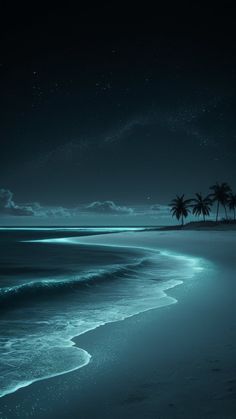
[0,230,206,398]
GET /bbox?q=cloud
[0,189,34,216]
[0,189,73,217]
[0,189,130,218]
[0,189,135,218]
[40,206,72,217]
[129,203,170,219]
[0,190,172,226]
[85,201,133,215]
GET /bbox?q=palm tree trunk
[224,205,228,220]
[216,201,219,222]
[234,208,235,221]
[181,214,184,226]
[203,214,205,222]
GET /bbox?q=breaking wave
[0,237,204,398]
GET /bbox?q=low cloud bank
[0,189,72,217]
[0,188,171,221]
[85,201,133,214]
[0,189,34,216]
[0,190,135,218]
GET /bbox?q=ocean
[0,227,203,398]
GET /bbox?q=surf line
[27,234,206,276]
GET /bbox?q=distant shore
[158,220,236,231]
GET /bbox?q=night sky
[1,5,236,225]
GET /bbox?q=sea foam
[0,236,205,398]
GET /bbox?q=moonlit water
[0,228,204,398]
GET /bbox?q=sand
[0,230,235,418]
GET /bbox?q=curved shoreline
[0,236,205,399]
[1,229,235,419]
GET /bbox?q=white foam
[0,241,207,398]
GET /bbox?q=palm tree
[192,193,212,222]
[209,182,231,221]
[228,193,236,221]
[170,194,192,226]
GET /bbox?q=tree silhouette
[228,193,236,221]
[209,182,231,221]
[170,194,192,226]
[192,193,212,222]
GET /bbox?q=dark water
[0,228,202,398]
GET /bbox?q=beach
[0,229,236,418]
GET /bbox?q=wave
[0,241,206,399]
[0,258,151,310]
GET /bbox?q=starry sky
[1,5,236,225]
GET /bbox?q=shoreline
[0,229,235,418]
[0,242,199,400]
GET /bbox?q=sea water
[0,228,204,398]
